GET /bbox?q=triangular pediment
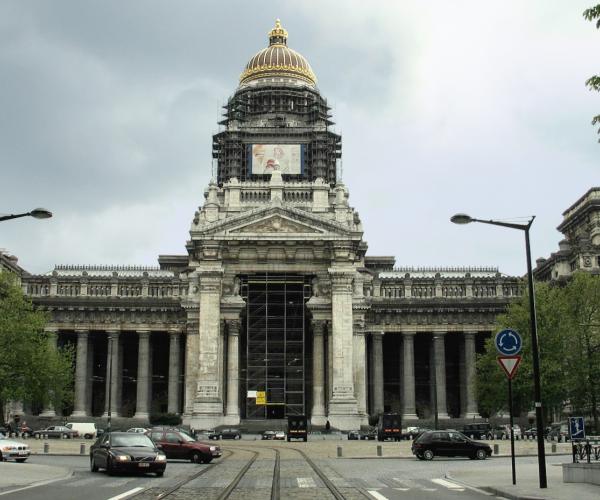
[230,215,321,234]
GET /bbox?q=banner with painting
[248,144,303,174]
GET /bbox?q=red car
[148,428,221,464]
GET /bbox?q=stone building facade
[19,21,528,430]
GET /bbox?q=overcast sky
[1,0,597,276]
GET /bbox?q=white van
[65,422,97,439]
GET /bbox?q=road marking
[391,478,410,491]
[106,487,144,500]
[297,477,316,488]
[431,478,465,491]
[367,491,389,500]
[0,472,73,497]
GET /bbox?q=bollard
[44,442,49,454]
[552,443,557,453]
[80,443,86,455]
[493,444,499,455]
[336,446,342,458]
[377,445,382,457]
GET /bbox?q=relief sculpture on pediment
[233,216,319,234]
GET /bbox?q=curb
[445,471,546,500]
[336,452,572,460]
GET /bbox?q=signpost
[496,328,523,486]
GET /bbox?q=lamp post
[0,208,52,222]
[450,213,547,489]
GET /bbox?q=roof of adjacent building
[379,266,501,279]
[43,265,174,278]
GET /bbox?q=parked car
[411,430,492,461]
[360,428,377,440]
[0,436,30,462]
[90,432,166,476]
[220,428,242,440]
[524,427,538,439]
[127,428,149,434]
[347,430,360,440]
[33,426,76,439]
[206,430,221,440]
[403,427,430,440]
[486,427,507,440]
[262,430,276,440]
[66,422,98,439]
[274,431,285,440]
[462,423,491,440]
[547,422,569,441]
[19,426,34,438]
[147,428,221,464]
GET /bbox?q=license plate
[18,451,28,456]
[138,463,150,468]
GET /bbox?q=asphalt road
[0,453,569,500]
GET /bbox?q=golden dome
[239,20,317,87]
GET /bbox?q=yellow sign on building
[256,391,266,405]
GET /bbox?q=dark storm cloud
[0,0,597,274]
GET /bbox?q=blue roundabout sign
[495,328,523,356]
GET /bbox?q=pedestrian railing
[572,440,600,463]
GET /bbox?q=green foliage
[476,273,600,431]
[584,5,600,141]
[149,413,182,426]
[0,272,74,418]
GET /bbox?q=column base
[132,412,149,421]
[102,412,121,418]
[310,412,327,426]
[38,410,57,417]
[401,413,419,421]
[436,412,450,419]
[328,398,359,431]
[71,410,89,418]
[461,412,482,419]
[223,413,240,425]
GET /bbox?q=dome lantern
[268,19,288,46]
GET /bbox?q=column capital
[75,329,89,337]
[227,319,241,336]
[44,326,58,334]
[136,330,151,338]
[433,331,447,339]
[401,330,417,337]
[463,331,476,339]
[372,331,384,339]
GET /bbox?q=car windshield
[179,432,196,442]
[111,434,154,447]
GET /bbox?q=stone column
[432,332,449,419]
[167,330,182,414]
[353,327,367,421]
[401,331,418,419]
[193,268,224,425]
[72,330,89,417]
[311,320,326,425]
[103,330,120,418]
[184,324,198,416]
[39,329,59,417]
[224,320,240,423]
[134,331,151,420]
[327,268,358,429]
[85,335,94,415]
[371,332,384,415]
[462,332,480,418]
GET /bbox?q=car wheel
[235,435,241,440]
[0,452,3,462]
[90,458,99,472]
[476,449,487,460]
[191,452,202,464]
[84,433,92,439]
[416,453,424,461]
[156,471,164,477]
[423,449,434,461]
[62,433,68,439]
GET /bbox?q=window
[150,432,163,442]
[165,433,180,443]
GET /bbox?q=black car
[377,413,402,441]
[90,432,167,476]
[411,430,492,461]
[347,430,360,440]
[287,415,308,442]
[462,423,491,440]
[220,428,242,440]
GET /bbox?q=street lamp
[451,213,547,489]
[0,208,53,222]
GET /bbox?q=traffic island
[563,462,600,486]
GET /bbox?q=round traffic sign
[495,328,522,355]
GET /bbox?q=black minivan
[411,430,492,460]
[287,415,308,442]
[462,422,491,440]
[377,413,402,441]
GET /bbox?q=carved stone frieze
[231,215,319,234]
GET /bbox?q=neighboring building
[0,249,27,282]
[22,21,527,429]
[534,187,600,281]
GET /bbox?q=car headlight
[156,453,167,462]
[209,446,217,452]
[115,454,130,462]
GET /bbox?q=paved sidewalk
[0,462,71,494]
[448,461,600,500]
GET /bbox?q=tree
[584,5,600,141]
[0,272,73,421]
[476,273,600,432]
